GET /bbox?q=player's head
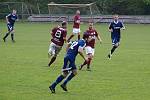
[12,9,17,15]
[113,14,119,21]
[61,21,67,29]
[76,10,80,15]
[83,32,92,42]
[89,23,94,30]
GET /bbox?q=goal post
[47,2,101,23]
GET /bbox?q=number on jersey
[70,41,78,49]
[55,30,61,38]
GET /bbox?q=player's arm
[78,46,86,60]
[96,31,102,44]
[121,22,125,30]
[16,15,19,21]
[108,23,113,32]
[63,31,67,43]
[6,14,11,24]
[66,42,72,52]
[78,43,88,62]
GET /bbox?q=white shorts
[72,28,80,34]
[85,46,95,56]
[48,42,62,57]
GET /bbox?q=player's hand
[99,40,102,44]
[7,22,10,24]
[109,29,113,32]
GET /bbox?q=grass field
[0,22,150,100]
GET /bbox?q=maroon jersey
[51,27,67,46]
[84,29,98,48]
[73,15,80,28]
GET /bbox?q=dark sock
[82,61,87,66]
[11,33,14,41]
[48,57,56,66]
[67,35,74,42]
[63,73,75,85]
[110,46,117,55]
[51,75,65,88]
[78,34,80,40]
[87,58,92,69]
[3,32,10,39]
[80,60,87,69]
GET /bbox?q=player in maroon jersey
[48,21,67,67]
[67,10,81,42]
[79,23,102,71]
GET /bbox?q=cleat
[48,64,50,67]
[107,53,112,59]
[60,84,68,92]
[78,65,82,70]
[3,38,6,42]
[49,86,55,93]
[86,68,91,71]
[12,40,16,43]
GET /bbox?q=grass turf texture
[0,22,150,100]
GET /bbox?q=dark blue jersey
[109,21,124,38]
[6,13,18,25]
[66,39,86,60]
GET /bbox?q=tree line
[0,0,150,15]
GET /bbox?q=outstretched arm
[78,46,88,62]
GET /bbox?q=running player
[3,9,18,42]
[49,37,90,93]
[107,15,125,59]
[48,21,67,67]
[67,10,81,42]
[79,23,102,71]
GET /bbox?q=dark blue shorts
[111,37,120,45]
[62,56,76,72]
[7,23,14,31]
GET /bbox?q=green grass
[0,22,150,100]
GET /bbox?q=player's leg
[79,46,94,70]
[11,29,15,42]
[48,43,61,67]
[67,33,74,42]
[67,28,79,42]
[61,60,77,91]
[108,37,120,59]
[87,53,93,71]
[77,29,81,40]
[49,57,69,93]
[3,24,12,42]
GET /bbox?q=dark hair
[62,21,67,26]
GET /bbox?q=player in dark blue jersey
[107,15,125,59]
[49,38,90,93]
[3,10,18,42]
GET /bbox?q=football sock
[51,75,65,88]
[111,46,117,55]
[87,58,92,69]
[48,57,56,66]
[67,35,74,42]
[11,33,14,41]
[78,34,80,40]
[80,61,87,69]
[63,72,75,85]
[3,32,10,39]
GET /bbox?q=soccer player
[3,9,18,42]
[48,21,67,67]
[107,15,125,59]
[67,10,81,42]
[79,23,102,71]
[49,38,89,93]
